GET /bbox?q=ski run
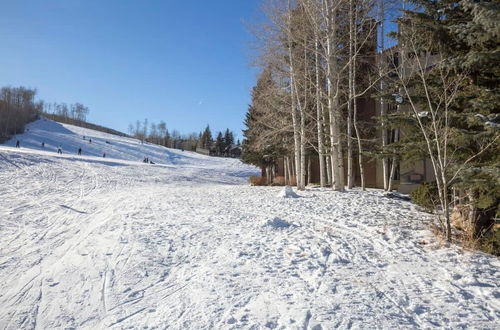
[0,119,499,329]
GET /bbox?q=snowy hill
[0,119,499,329]
[2,118,256,179]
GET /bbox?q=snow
[4,118,246,168]
[277,186,300,198]
[1,119,499,329]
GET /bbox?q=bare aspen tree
[249,0,382,191]
[351,1,365,190]
[298,43,307,191]
[385,0,404,192]
[274,0,305,189]
[347,0,355,189]
[315,33,326,187]
[378,0,389,190]
[323,0,345,191]
[356,0,382,190]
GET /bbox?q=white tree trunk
[315,35,326,187]
[307,156,312,185]
[298,70,307,190]
[347,0,355,189]
[379,0,389,190]
[352,0,366,190]
[326,150,332,186]
[289,42,302,190]
[325,5,344,191]
[300,124,306,189]
[284,156,289,185]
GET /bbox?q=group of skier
[14,137,151,163]
[15,139,63,155]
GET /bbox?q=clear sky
[0,0,261,139]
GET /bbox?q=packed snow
[277,186,300,199]
[0,119,499,329]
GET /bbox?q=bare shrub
[249,176,267,186]
[272,176,286,186]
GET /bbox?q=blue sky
[0,0,261,139]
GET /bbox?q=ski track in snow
[0,119,499,329]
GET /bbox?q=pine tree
[446,0,500,230]
[215,132,225,155]
[242,68,290,182]
[199,125,213,149]
[224,129,234,150]
[386,0,500,238]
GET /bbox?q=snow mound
[264,217,295,230]
[277,186,299,198]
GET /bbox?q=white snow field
[1,119,499,329]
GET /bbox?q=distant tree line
[127,119,196,150]
[43,102,89,122]
[41,100,128,137]
[43,113,128,138]
[128,120,239,155]
[0,85,128,142]
[0,86,43,142]
[199,125,239,156]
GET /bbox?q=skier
[78,147,82,155]
[41,142,45,148]
[15,140,20,148]
[103,153,106,158]
[57,145,62,154]
[89,139,92,143]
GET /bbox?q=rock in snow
[264,217,296,230]
[0,119,499,329]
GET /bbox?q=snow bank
[276,185,299,198]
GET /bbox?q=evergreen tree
[384,0,500,238]
[242,68,290,172]
[224,129,234,149]
[215,131,225,155]
[199,125,213,149]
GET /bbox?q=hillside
[4,118,232,167]
[0,121,499,329]
[42,113,129,138]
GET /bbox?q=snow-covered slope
[0,120,499,329]
[4,118,241,167]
